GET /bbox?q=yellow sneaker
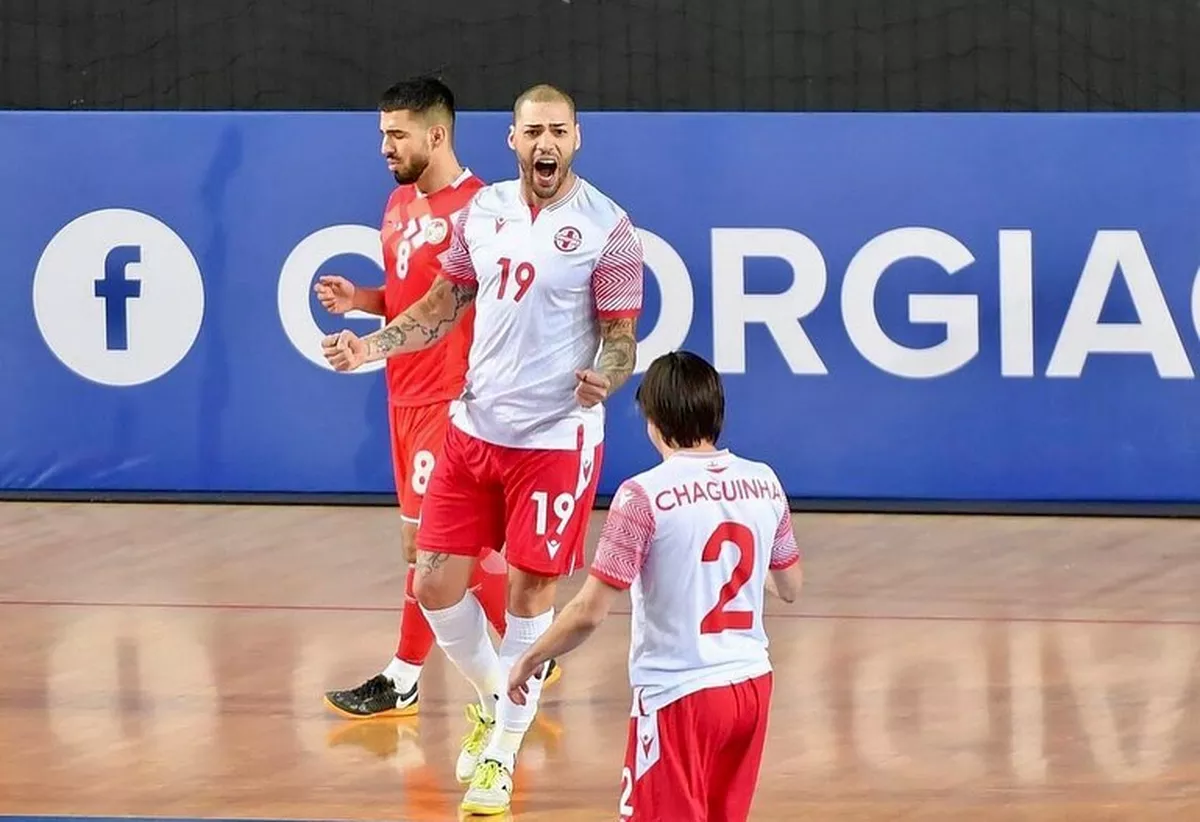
[460,758,513,816]
[456,703,495,784]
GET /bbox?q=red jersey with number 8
[381,169,485,407]
[589,449,800,717]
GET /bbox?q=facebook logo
[32,208,206,386]
[95,246,143,351]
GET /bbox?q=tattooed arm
[575,316,639,408]
[579,213,644,404]
[597,316,638,394]
[360,274,477,363]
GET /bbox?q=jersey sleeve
[590,480,655,589]
[591,214,644,319]
[770,506,801,570]
[438,200,477,284]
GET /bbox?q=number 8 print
[411,450,435,495]
[395,239,411,279]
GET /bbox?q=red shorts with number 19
[416,423,603,577]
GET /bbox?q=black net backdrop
[2,0,1200,111]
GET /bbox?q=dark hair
[635,351,724,448]
[378,76,456,126]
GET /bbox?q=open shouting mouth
[533,156,558,186]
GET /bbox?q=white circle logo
[277,224,385,373]
[425,218,448,245]
[32,208,205,386]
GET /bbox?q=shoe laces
[355,674,393,699]
[470,758,505,790]
[461,703,494,754]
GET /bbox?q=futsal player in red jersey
[316,76,559,719]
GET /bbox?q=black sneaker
[323,674,419,719]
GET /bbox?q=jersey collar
[667,448,730,461]
[414,167,473,199]
[525,175,583,221]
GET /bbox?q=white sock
[420,594,504,719]
[482,609,554,770]
[382,657,422,694]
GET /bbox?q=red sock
[471,549,509,636]
[395,565,436,665]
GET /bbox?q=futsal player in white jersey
[322,83,645,815]
[507,351,803,822]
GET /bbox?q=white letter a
[1047,231,1192,378]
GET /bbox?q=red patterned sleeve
[591,215,644,319]
[590,480,655,589]
[439,201,477,284]
[770,506,801,570]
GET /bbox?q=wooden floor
[1,502,1199,821]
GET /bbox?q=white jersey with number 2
[590,449,801,716]
[439,176,644,451]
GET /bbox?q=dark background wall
[3,0,1199,112]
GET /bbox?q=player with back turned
[508,350,803,822]
[322,83,645,815]
[313,77,562,722]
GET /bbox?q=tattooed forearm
[597,317,637,393]
[363,276,478,361]
[450,280,476,314]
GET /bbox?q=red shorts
[388,401,451,523]
[416,423,603,577]
[618,673,773,822]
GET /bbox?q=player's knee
[400,521,419,565]
[412,568,450,610]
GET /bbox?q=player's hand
[575,369,611,408]
[322,329,368,372]
[314,275,357,314]
[506,653,543,706]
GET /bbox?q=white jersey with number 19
[438,176,644,452]
[590,449,801,717]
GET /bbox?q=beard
[391,152,430,185]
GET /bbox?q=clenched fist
[314,275,356,315]
[322,329,368,372]
[574,369,611,408]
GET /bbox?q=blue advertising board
[2,111,1200,503]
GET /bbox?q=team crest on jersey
[554,226,582,252]
[424,217,448,245]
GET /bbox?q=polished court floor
[1,502,1198,820]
